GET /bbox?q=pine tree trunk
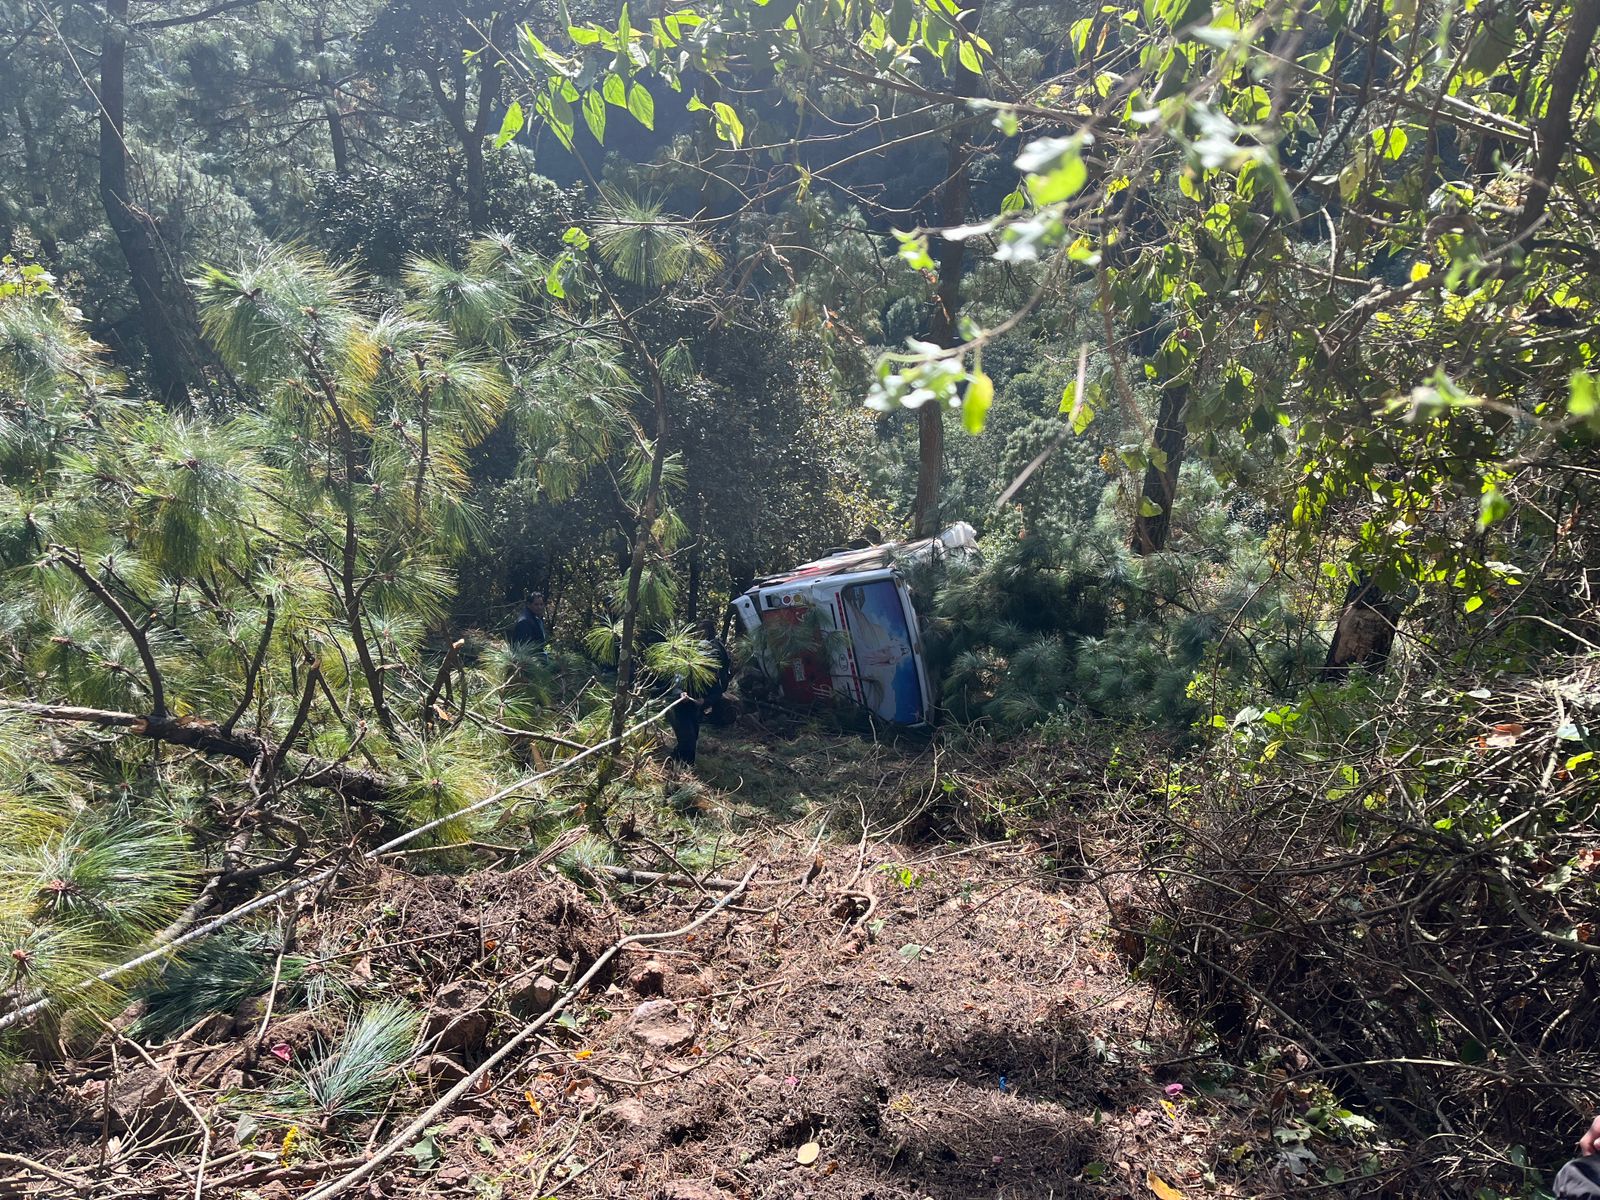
[1321,575,1401,679]
[99,0,199,406]
[462,16,503,233]
[14,103,62,268]
[463,134,488,232]
[912,0,984,540]
[326,98,349,175]
[606,297,671,746]
[1129,382,1188,555]
[685,504,703,623]
[315,23,349,176]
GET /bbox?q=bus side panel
[897,576,933,726]
[829,574,927,725]
[757,600,834,705]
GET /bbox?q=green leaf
[562,226,590,250]
[406,1133,440,1168]
[1016,135,1082,174]
[523,28,562,71]
[1571,371,1599,424]
[1463,6,1516,76]
[1027,156,1088,205]
[894,230,936,272]
[627,82,655,129]
[1139,496,1164,518]
[494,100,524,149]
[603,73,627,106]
[583,89,607,143]
[889,0,914,42]
[1477,483,1510,529]
[544,256,569,298]
[957,36,982,73]
[540,90,576,150]
[1061,379,1099,434]
[961,371,994,434]
[1464,594,1484,614]
[569,23,603,44]
[1371,126,1408,159]
[1070,16,1094,55]
[711,101,745,147]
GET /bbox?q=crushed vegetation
[6,703,1561,1200]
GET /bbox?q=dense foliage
[3,0,1600,1192]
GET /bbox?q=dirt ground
[0,725,1334,1200]
[533,842,1220,1200]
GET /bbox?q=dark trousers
[667,700,702,764]
[1557,1158,1600,1199]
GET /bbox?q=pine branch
[133,0,265,31]
[49,547,167,719]
[422,639,463,727]
[0,700,392,810]
[272,661,322,772]
[222,592,275,735]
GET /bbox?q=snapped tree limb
[0,700,393,809]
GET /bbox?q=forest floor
[1,717,1379,1200]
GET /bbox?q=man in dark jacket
[666,625,732,766]
[1556,1116,1600,1198]
[509,593,548,654]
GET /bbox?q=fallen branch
[0,1151,91,1190]
[0,700,682,1034]
[204,1156,365,1192]
[296,862,761,1200]
[0,700,391,809]
[592,864,752,891]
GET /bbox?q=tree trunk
[1321,575,1402,679]
[425,59,480,229]
[461,14,504,232]
[98,0,198,407]
[1517,0,1600,242]
[685,506,703,624]
[314,22,349,176]
[912,0,984,539]
[606,298,671,746]
[463,131,489,232]
[1129,382,1188,555]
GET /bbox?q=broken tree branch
[0,699,682,1034]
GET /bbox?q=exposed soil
[0,727,1336,1199]
[552,845,1212,1200]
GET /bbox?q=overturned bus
[729,523,978,727]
